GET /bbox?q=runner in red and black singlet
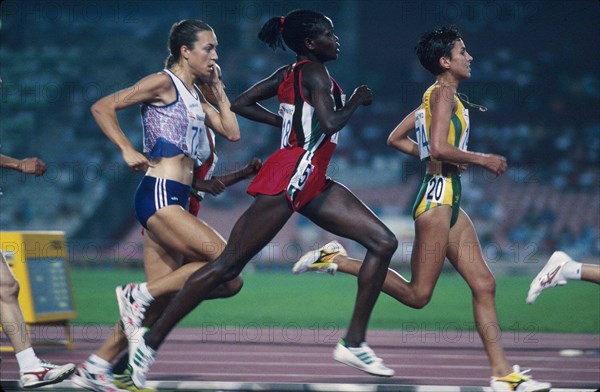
[126,10,398,386]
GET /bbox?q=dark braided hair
[258,9,329,54]
[415,25,462,75]
[165,19,213,68]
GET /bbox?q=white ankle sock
[16,347,41,372]
[86,354,111,372]
[562,260,582,280]
[137,283,154,303]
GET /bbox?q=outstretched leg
[447,210,551,390]
[76,214,242,390]
[582,263,600,283]
[1,252,75,387]
[312,205,453,309]
[445,209,510,377]
[127,194,295,387]
[144,193,294,350]
[527,251,600,304]
[141,221,244,300]
[298,182,397,377]
[115,210,246,336]
[299,182,398,345]
[0,252,31,354]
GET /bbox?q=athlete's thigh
[223,193,295,264]
[409,206,452,291]
[299,182,391,244]
[446,209,493,282]
[143,230,183,282]
[0,252,18,289]
[146,206,227,264]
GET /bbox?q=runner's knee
[470,273,496,298]
[221,276,244,298]
[371,228,398,260]
[213,260,244,283]
[407,289,433,309]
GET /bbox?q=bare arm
[90,72,176,171]
[387,107,419,158]
[303,62,372,136]
[213,157,262,187]
[429,86,507,175]
[231,67,286,129]
[192,157,262,196]
[198,64,240,142]
[0,154,46,176]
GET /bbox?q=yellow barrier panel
[0,231,76,351]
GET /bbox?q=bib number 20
[426,175,446,203]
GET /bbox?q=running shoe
[526,251,571,304]
[20,360,75,389]
[116,283,151,336]
[128,328,157,389]
[292,241,347,275]
[114,369,157,392]
[490,365,551,391]
[71,363,128,392]
[333,338,394,377]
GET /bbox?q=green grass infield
[70,267,599,334]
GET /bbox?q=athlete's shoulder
[429,84,456,109]
[262,65,288,85]
[299,62,331,89]
[136,71,173,95]
[273,64,289,80]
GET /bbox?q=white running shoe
[292,241,347,275]
[526,251,572,304]
[490,365,551,391]
[71,363,127,392]
[128,327,157,389]
[333,339,394,377]
[20,360,75,389]
[116,283,151,337]
[114,369,157,392]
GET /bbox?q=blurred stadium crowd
[0,0,598,265]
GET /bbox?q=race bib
[415,109,430,160]
[279,103,295,148]
[287,151,315,200]
[425,175,446,204]
[188,110,208,158]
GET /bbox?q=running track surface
[1,326,598,391]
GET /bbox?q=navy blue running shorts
[134,176,190,229]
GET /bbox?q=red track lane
[1,327,599,390]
